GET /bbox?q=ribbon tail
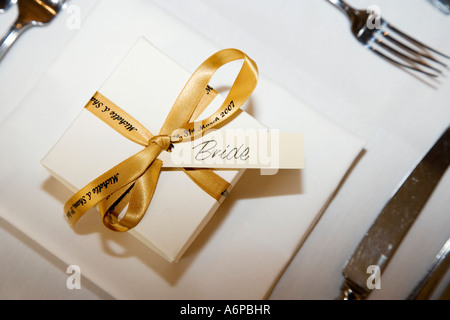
[101,159,164,232]
[64,144,163,228]
[98,182,134,228]
[183,169,231,201]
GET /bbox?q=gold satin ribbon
[64,48,259,232]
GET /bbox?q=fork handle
[326,0,351,14]
[0,19,32,61]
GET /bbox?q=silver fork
[0,0,15,13]
[0,0,67,61]
[326,0,450,78]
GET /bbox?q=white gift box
[41,37,267,263]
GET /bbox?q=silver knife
[339,126,450,300]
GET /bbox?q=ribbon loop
[64,48,259,232]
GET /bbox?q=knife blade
[339,126,450,300]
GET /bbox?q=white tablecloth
[1,0,449,300]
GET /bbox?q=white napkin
[0,0,364,299]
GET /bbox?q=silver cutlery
[0,0,14,13]
[408,238,450,300]
[326,0,450,78]
[0,0,67,61]
[426,0,450,15]
[339,126,450,300]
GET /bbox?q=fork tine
[374,37,443,75]
[368,19,450,77]
[383,33,447,68]
[386,22,450,60]
[368,44,440,78]
[380,21,449,67]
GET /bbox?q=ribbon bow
[64,48,259,232]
